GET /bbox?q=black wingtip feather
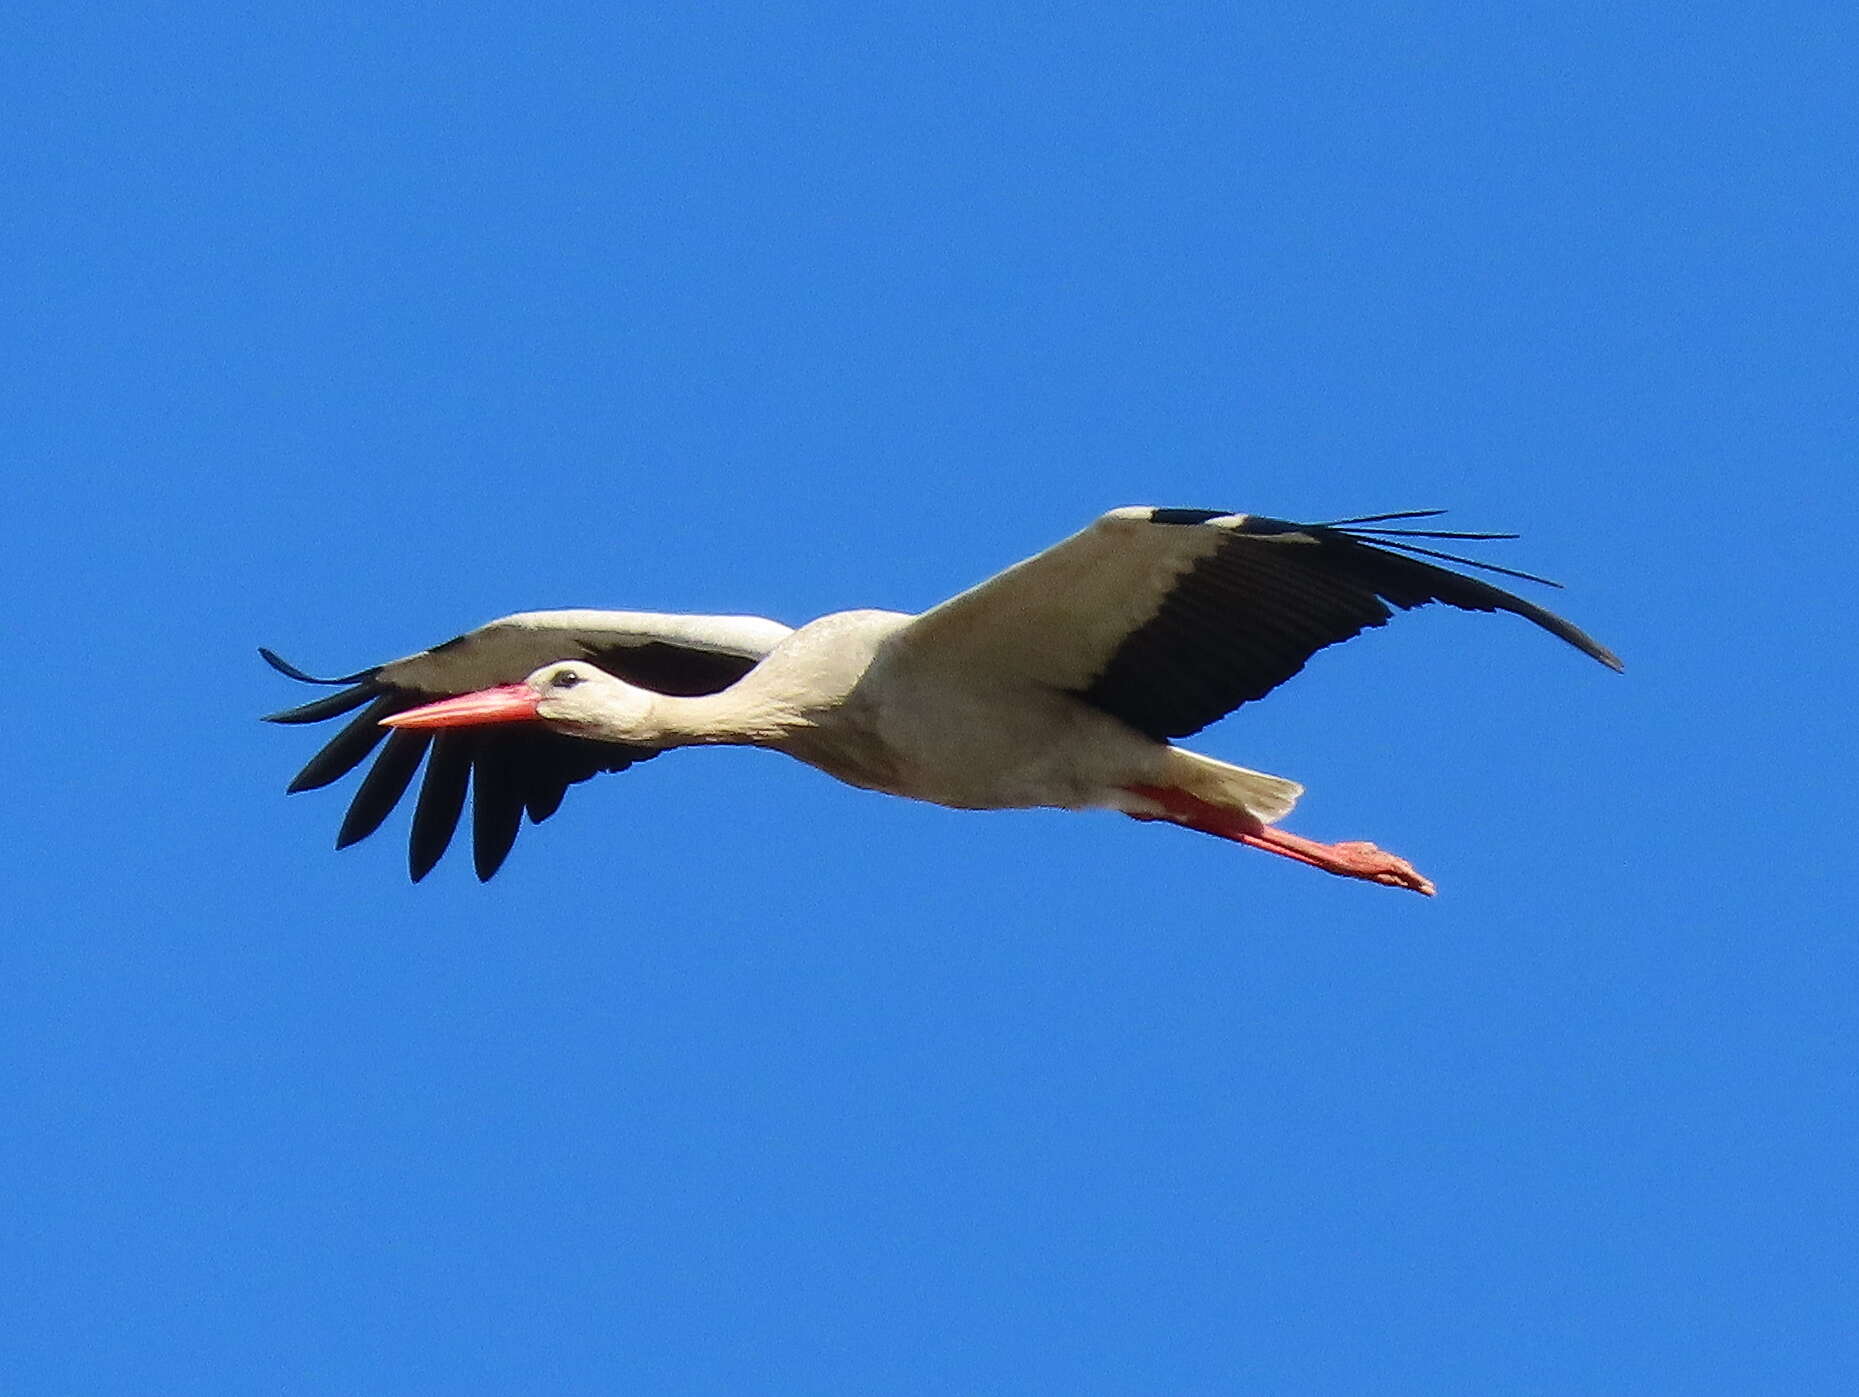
[1337,534,1567,588]
[336,729,432,850]
[1339,526,1522,541]
[259,647,377,686]
[1311,509,1450,527]
[286,696,400,793]
[263,685,380,725]
[408,733,473,882]
[1321,532,1624,670]
[471,744,524,882]
[525,782,569,825]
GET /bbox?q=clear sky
[5,3,1854,1392]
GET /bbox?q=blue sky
[4,2,1854,1391]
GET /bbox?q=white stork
[264,507,1620,894]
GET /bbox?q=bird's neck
[628,689,810,749]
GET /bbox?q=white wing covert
[892,507,1621,742]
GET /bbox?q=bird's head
[382,661,659,741]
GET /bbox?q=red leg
[1125,785,1436,896]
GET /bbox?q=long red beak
[381,684,542,730]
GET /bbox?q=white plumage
[266,507,1619,894]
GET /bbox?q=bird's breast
[843,680,1165,811]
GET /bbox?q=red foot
[1125,785,1436,896]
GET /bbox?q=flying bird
[264,507,1620,894]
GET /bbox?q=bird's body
[749,608,1166,809]
[266,507,1620,893]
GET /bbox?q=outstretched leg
[1125,784,1436,896]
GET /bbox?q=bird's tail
[1156,749,1303,826]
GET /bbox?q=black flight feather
[409,733,474,882]
[1078,511,1621,741]
[285,696,400,793]
[337,729,431,849]
[258,647,377,687]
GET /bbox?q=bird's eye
[551,670,581,689]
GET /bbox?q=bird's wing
[890,507,1621,741]
[263,609,793,881]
